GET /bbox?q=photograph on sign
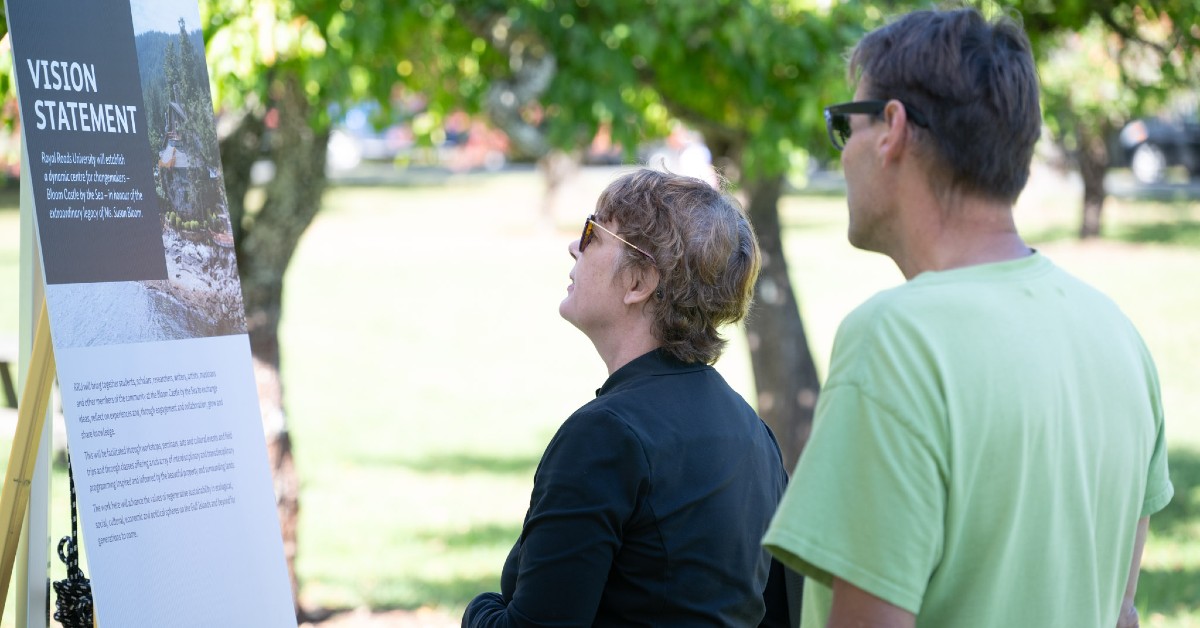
[42,2,246,348]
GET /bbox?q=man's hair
[849,7,1041,203]
[595,169,761,365]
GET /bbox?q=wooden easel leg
[0,301,56,622]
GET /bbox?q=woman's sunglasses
[580,215,656,263]
[824,99,929,151]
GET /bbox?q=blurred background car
[326,102,414,171]
[326,101,510,174]
[1115,97,1200,184]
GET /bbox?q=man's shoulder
[833,282,944,345]
[841,255,1129,327]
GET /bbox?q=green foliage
[1015,0,1200,155]
[200,0,491,133]
[1038,19,1136,152]
[429,0,866,175]
[0,1,864,178]
[192,1,863,176]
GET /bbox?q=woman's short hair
[849,7,1041,203]
[594,169,761,365]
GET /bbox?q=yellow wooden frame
[0,302,55,621]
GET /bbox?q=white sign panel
[7,0,296,624]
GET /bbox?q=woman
[464,169,789,627]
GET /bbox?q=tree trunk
[742,172,821,473]
[1077,122,1110,239]
[537,150,579,223]
[477,31,567,225]
[217,107,267,246]
[221,73,329,617]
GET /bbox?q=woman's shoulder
[551,402,645,456]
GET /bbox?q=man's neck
[890,191,1031,280]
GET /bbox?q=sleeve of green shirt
[763,383,946,616]
[1141,355,1174,518]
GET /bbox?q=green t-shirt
[764,253,1173,627]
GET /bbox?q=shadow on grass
[299,450,1198,622]
[0,183,18,212]
[416,522,522,550]
[406,572,502,612]
[1112,221,1200,248]
[303,572,502,620]
[1132,449,1200,619]
[1138,564,1200,621]
[1149,447,1200,543]
[299,523,519,620]
[1135,447,1200,619]
[1025,220,1200,249]
[396,452,541,476]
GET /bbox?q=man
[763,8,1172,628]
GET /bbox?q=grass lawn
[0,164,1197,625]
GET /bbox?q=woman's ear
[623,266,660,306]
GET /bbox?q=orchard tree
[208,2,866,517]
[447,0,869,470]
[1019,2,1200,237]
[1038,20,1138,238]
[197,0,515,612]
[199,1,423,612]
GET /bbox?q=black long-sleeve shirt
[464,349,790,627]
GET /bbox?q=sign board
[6,0,297,624]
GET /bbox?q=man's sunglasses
[580,215,656,263]
[824,100,930,151]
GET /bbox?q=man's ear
[623,266,660,306]
[878,100,911,164]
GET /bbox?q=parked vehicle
[326,102,413,171]
[326,102,510,173]
[1116,105,1200,184]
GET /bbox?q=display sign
[6,0,296,624]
